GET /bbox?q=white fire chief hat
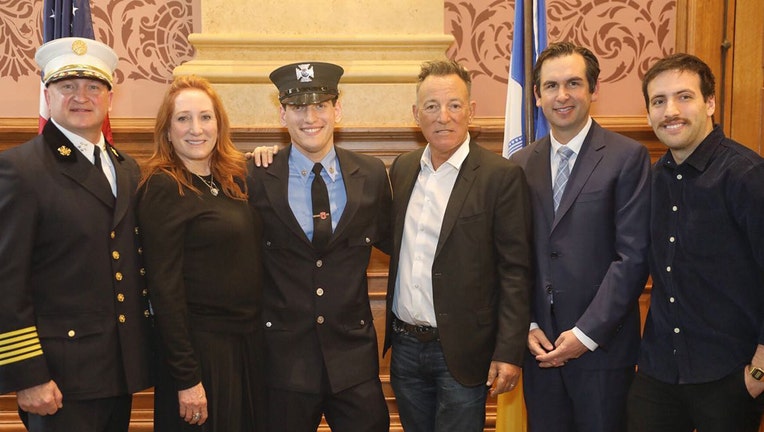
[35,37,118,89]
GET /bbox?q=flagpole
[522,0,535,142]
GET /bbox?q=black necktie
[93,145,108,182]
[311,163,332,250]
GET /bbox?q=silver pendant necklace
[194,173,219,196]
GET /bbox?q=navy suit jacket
[384,141,533,386]
[247,144,392,394]
[510,120,650,370]
[0,121,153,399]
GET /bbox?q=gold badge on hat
[71,39,88,56]
[57,146,72,156]
[296,64,314,83]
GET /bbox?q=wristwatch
[750,365,764,381]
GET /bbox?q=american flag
[502,0,548,158]
[39,0,113,142]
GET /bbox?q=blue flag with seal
[502,0,548,158]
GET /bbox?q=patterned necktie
[553,146,574,213]
[311,163,332,249]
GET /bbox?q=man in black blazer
[0,38,153,431]
[247,62,391,432]
[383,59,533,432]
[510,42,650,432]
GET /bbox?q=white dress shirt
[392,134,471,327]
[51,118,116,196]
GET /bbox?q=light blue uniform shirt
[288,146,346,241]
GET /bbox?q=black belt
[392,316,439,342]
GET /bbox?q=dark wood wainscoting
[0,117,662,431]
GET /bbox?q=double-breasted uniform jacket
[383,141,534,386]
[246,145,392,394]
[0,121,153,399]
[509,120,651,371]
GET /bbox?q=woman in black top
[137,75,264,431]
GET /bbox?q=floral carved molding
[0,0,194,84]
[446,0,676,85]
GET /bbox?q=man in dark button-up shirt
[627,53,764,432]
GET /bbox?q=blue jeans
[390,331,488,432]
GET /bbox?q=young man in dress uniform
[246,62,392,431]
[0,37,153,432]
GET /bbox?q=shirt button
[316,288,324,296]
[676,174,683,180]
[666,266,671,273]
[112,251,120,260]
[117,293,125,302]
[317,316,325,324]
[115,272,123,281]
[118,315,126,323]
[669,236,675,243]
[669,297,675,303]
[672,206,678,212]
[316,260,323,268]
[674,327,680,334]
[67,330,76,338]
[265,321,272,328]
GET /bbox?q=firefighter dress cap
[269,62,344,105]
[35,37,118,89]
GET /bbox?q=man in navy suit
[0,37,152,432]
[510,42,651,432]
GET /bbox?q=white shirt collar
[421,133,471,172]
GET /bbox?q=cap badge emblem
[57,146,72,156]
[295,64,314,82]
[71,40,88,56]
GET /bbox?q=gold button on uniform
[110,231,116,239]
[137,247,143,255]
[117,293,125,302]
[112,251,120,260]
[67,330,76,338]
[142,289,148,297]
[134,226,140,235]
[316,316,325,324]
[115,272,123,281]
[316,288,324,296]
[118,315,126,323]
[316,260,323,268]
[144,310,150,317]
[140,268,146,276]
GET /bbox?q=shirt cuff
[530,322,540,331]
[572,327,598,351]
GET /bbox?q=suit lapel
[331,148,362,245]
[262,145,312,246]
[434,145,478,257]
[43,122,115,209]
[107,144,130,228]
[526,138,555,230]
[392,149,423,253]
[552,122,604,230]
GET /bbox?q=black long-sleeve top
[137,172,262,389]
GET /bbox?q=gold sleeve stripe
[0,348,44,367]
[0,326,38,343]
[0,331,40,348]
[0,338,40,355]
